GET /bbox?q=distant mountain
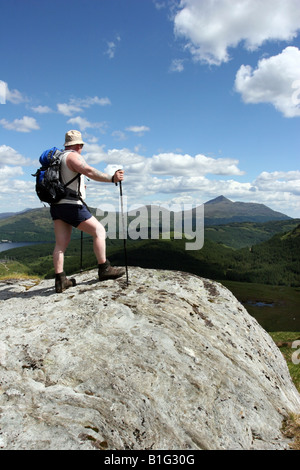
[237,222,300,286]
[2,210,299,287]
[0,213,15,220]
[204,195,291,225]
[203,219,300,249]
[0,208,33,220]
[0,207,54,242]
[0,196,293,243]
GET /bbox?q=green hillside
[0,207,96,242]
[2,215,299,392]
[1,227,300,336]
[230,224,300,286]
[0,206,298,248]
[0,207,54,242]
[1,204,299,293]
[2,223,299,287]
[204,219,300,249]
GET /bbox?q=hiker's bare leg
[78,215,125,281]
[77,216,106,264]
[53,219,72,273]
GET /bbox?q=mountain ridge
[204,195,291,223]
[0,196,292,243]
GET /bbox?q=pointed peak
[206,195,232,205]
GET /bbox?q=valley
[1,200,299,392]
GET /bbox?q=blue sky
[1,0,300,217]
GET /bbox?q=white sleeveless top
[57,151,86,205]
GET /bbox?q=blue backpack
[33,147,81,204]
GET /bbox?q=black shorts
[50,204,92,228]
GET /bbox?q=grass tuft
[282,413,300,450]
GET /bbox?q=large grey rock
[0,267,299,450]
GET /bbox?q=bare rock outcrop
[0,267,299,450]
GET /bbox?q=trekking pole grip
[114,169,123,188]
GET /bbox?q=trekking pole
[80,231,83,272]
[114,170,129,286]
[119,181,129,285]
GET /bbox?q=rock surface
[0,267,299,450]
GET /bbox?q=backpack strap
[58,151,91,211]
[63,173,91,212]
[59,151,81,200]
[64,173,81,188]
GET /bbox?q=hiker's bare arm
[67,152,124,183]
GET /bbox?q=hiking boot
[98,260,125,281]
[55,271,76,293]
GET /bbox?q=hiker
[50,129,125,293]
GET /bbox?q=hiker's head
[64,130,84,151]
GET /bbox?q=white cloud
[67,116,94,131]
[0,146,34,213]
[67,116,107,133]
[0,141,298,216]
[173,0,300,65]
[148,152,244,176]
[83,145,299,216]
[117,170,299,217]
[82,145,147,168]
[235,46,300,117]
[6,88,26,104]
[82,146,244,178]
[169,59,184,72]
[105,35,121,59]
[107,148,146,166]
[83,143,108,164]
[254,171,300,195]
[0,145,30,166]
[0,166,24,181]
[112,130,127,141]
[57,96,111,116]
[78,96,111,107]
[0,181,37,212]
[105,41,117,59]
[31,105,53,114]
[125,126,150,136]
[0,80,26,104]
[153,1,167,10]
[57,103,82,116]
[0,116,39,132]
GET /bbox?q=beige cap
[64,129,85,147]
